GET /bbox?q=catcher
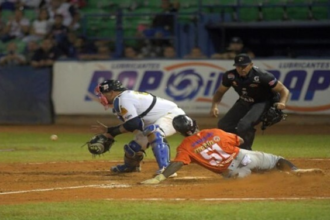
[86,79,185,176]
[140,115,324,184]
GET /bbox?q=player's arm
[97,97,141,138]
[238,136,244,145]
[162,161,184,178]
[271,81,289,110]
[210,84,230,117]
[140,161,184,185]
[103,115,143,138]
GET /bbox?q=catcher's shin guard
[144,125,172,174]
[111,141,144,173]
[152,140,170,171]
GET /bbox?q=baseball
[50,134,58,141]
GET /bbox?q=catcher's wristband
[107,125,121,137]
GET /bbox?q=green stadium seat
[287,7,309,20]
[141,0,161,9]
[263,7,284,21]
[263,0,283,4]
[125,7,154,26]
[178,7,199,23]
[81,8,108,15]
[123,28,137,38]
[180,0,199,7]
[201,0,215,6]
[0,41,6,54]
[14,40,26,53]
[24,9,36,21]
[239,8,259,22]
[240,0,261,4]
[1,10,13,21]
[4,40,26,54]
[210,0,236,6]
[112,0,136,9]
[312,6,328,20]
[85,16,117,38]
[123,38,139,48]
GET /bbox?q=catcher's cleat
[292,168,325,176]
[111,164,141,173]
[155,167,177,178]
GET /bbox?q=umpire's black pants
[217,99,270,150]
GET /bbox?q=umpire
[210,53,289,150]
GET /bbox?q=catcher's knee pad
[143,125,170,170]
[123,140,144,165]
[111,141,144,173]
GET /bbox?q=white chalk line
[1,183,330,202]
[0,183,131,195]
[105,197,330,201]
[173,176,211,180]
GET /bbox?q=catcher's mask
[94,80,127,109]
[172,115,198,137]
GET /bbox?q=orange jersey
[173,128,240,174]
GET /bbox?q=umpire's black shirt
[222,66,278,103]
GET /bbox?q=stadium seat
[287,7,309,20]
[0,42,6,54]
[177,7,199,24]
[85,16,117,38]
[263,7,284,21]
[141,0,161,9]
[24,9,37,21]
[240,0,258,5]
[202,0,216,6]
[14,40,26,54]
[239,7,259,22]
[113,0,137,10]
[125,7,153,25]
[312,6,328,20]
[1,10,13,20]
[81,8,108,15]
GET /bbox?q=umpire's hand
[210,106,219,118]
[275,102,286,110]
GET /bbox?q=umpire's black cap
[233,53,252,66]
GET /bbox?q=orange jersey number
[200,143,232,166]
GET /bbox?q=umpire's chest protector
[225,67,276,103]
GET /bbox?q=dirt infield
[0,121,330,205]
[0,159,329,205]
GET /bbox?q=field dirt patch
[0,159,329,205]
[0,123,329,205]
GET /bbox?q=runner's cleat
[292,168,325,176]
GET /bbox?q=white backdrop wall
[53,60,330,115]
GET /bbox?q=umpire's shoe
[111,164,141,173]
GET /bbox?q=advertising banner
[53,60,330,114]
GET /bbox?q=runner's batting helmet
[172,115,197,137]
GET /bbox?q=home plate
[173,176,211,180]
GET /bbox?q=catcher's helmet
[172,115,197,137]
[99,80,126,93]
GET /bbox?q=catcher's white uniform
[112,90,185,148]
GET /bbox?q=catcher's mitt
[87,134,115,156]
[261,107,287,131]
